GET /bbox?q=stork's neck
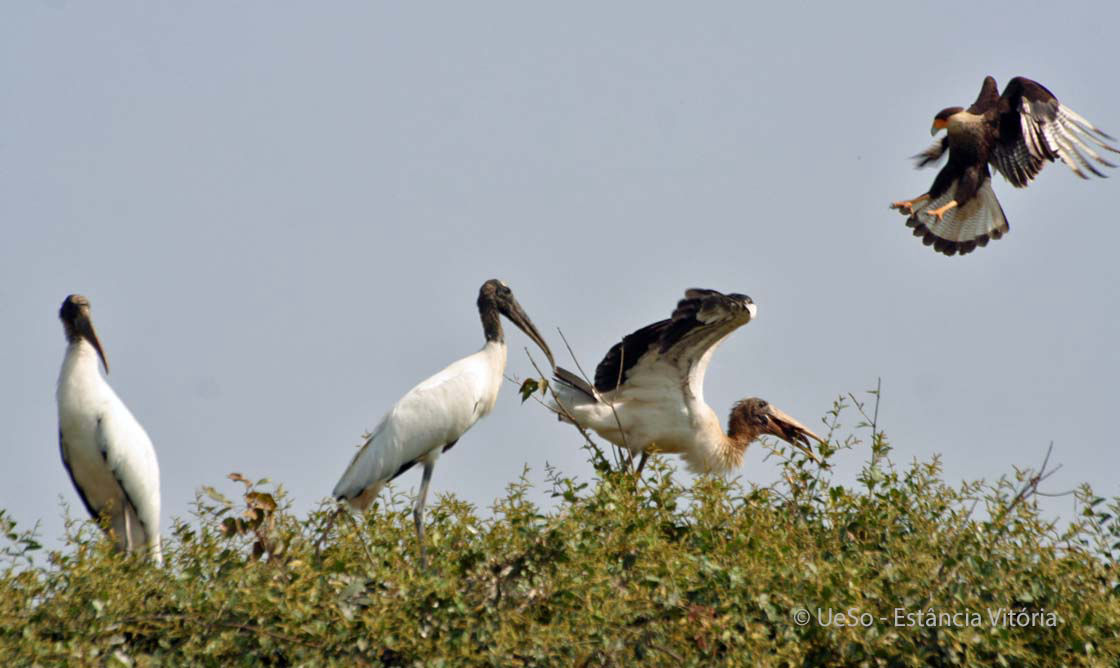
[709,412,762,472]
[58,339,106,392]
[479,302,503,344]
[677,407,751,474]
[727,410,763,450]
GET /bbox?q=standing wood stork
[56,295,162,563]
[332,279,555,566]
[550,289,822,474]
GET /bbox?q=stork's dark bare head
[931,106,965,135]
[729,398,822,463]
[59,294,108,373]
[477,279,555,370]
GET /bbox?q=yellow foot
[927,200,958,222]
[890,194,929,215]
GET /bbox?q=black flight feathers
[592,289,753,393]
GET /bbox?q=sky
[3,2,1118,551]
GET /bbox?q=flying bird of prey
[56,295,162,563]
[549,289,822,474]
[890,76,1119,256]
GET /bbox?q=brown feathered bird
[891,76,1119,256]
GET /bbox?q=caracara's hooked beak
[931,118,949,136]
[502,299,556,371]
[761,404,824,464]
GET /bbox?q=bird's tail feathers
[905,178,1009,256]
[549,367,598,423]
[554,367,596,400]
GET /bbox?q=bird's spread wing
[593,319,670,393]
[594,289,754,396]
[991,77,1118,186]
[914,136,950,169]
[905,176,1009,256]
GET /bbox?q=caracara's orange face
[930,106,965,135]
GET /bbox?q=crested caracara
[890,76,1118,256]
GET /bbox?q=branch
[556,327,632,468]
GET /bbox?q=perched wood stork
[550,289,823,474]
[56,295,162,563]
[332,279,555,566]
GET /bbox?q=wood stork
[332,279,555,566]
[550,289,823,474]
[56,295,162,563]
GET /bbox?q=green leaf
[202,485,232,506]
[519,378,540,403]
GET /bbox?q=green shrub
[1,394,1117,666]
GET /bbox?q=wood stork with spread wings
[550,289,822,475]
[56,295,162,563]
[332,279,554,566]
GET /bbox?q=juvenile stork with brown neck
[332,279,554,567]
[549,289,823,475]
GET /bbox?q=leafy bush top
[1,395,1118,666]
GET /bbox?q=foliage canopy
[1,395,1118,666]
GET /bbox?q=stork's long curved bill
[763,405,824,464]
[504,299,556,371]
[76,314,109,373]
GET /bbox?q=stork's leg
[927,200,958,221]
[889,193,930,215]
[635,452,650,476]
[414,460,435,569]
[123,507,134,553]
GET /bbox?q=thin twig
[343,508,377,569]
[871,377,881,440]
[557,327,633,470]
[313,506,343,560]
[313,503,376,571]
[523,349,610,468]
[926,443,1062,605]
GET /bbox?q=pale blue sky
[3,2,1118,549]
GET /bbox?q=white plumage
[56,295,162,563]
[332,341,507,509]
[905,178,1009,249]
[550,289,822,475]
[331,279,554,565]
